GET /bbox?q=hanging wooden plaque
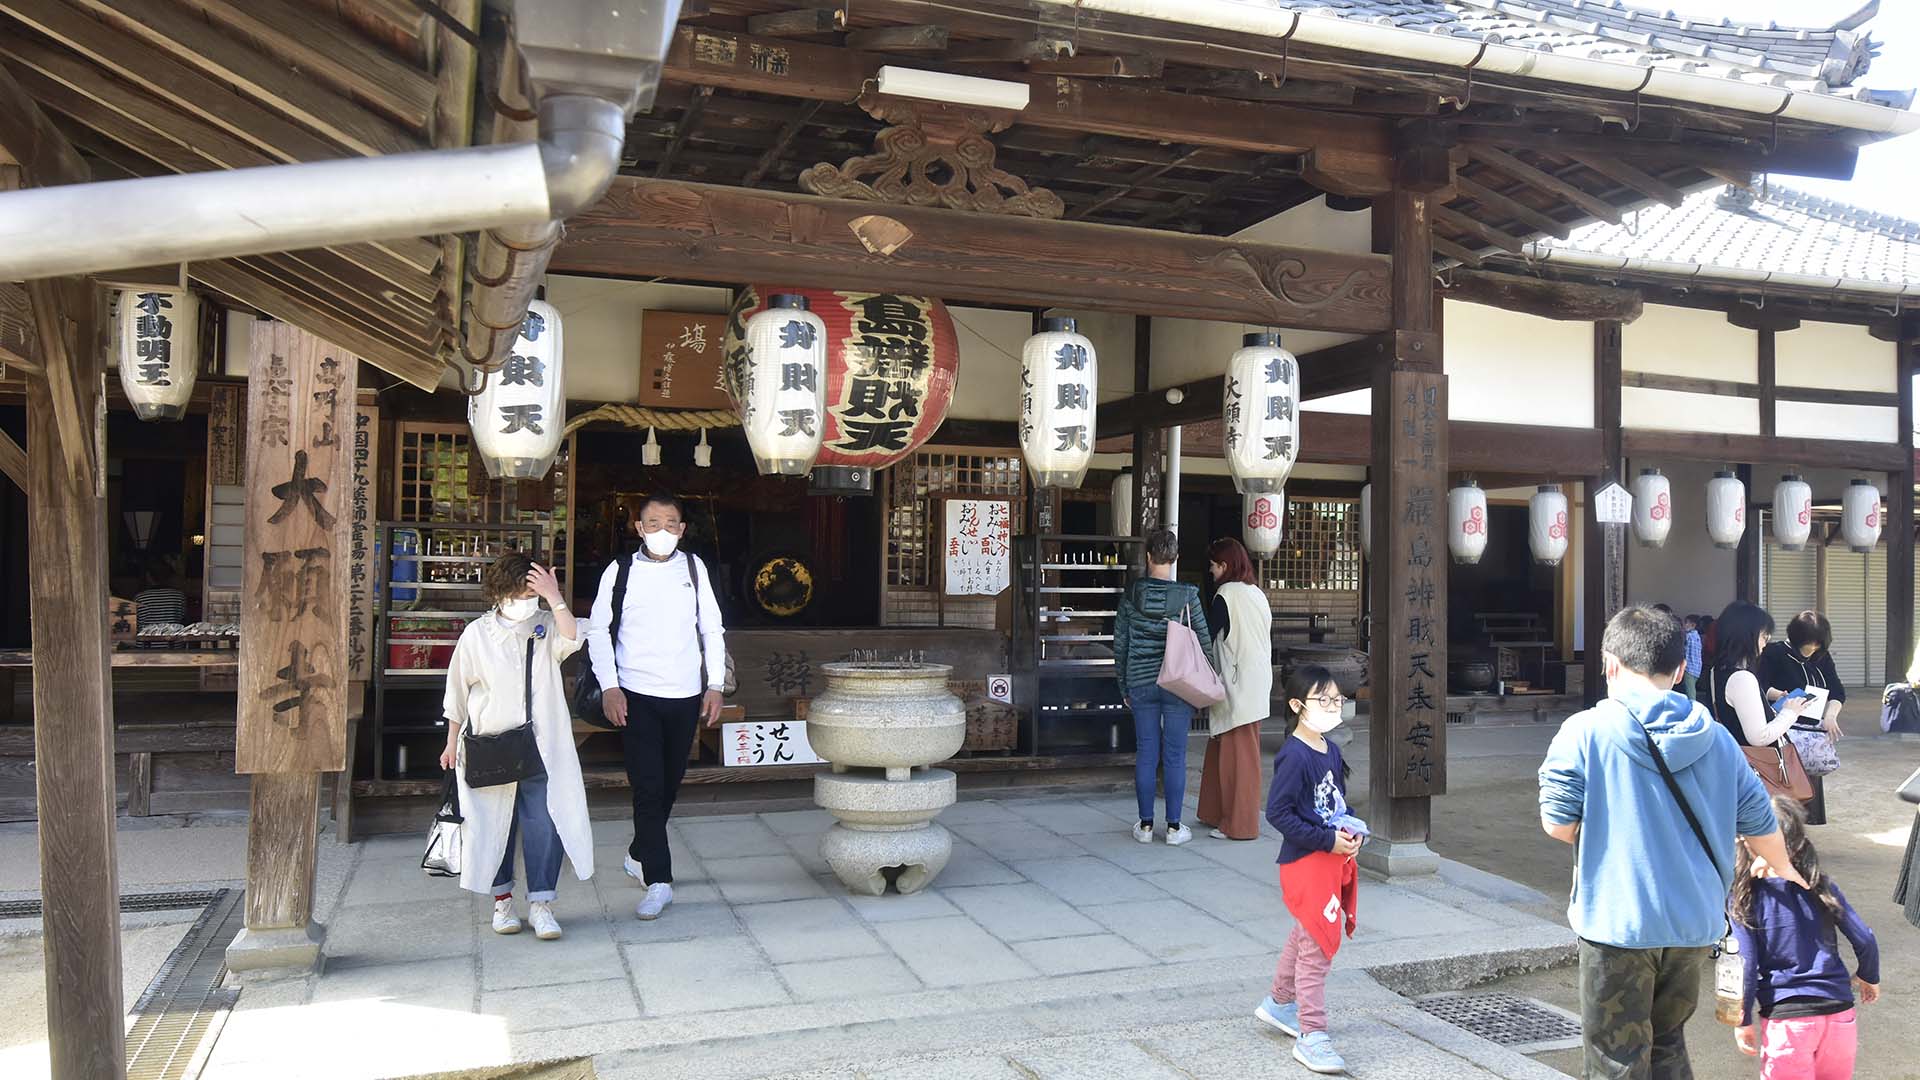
[638,311,731,409]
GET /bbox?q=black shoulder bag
[1638,719,1735,960]
[462,636,547,788]
[571,552,634,726]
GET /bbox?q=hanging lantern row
[1224,332,1299,495]
[1244,491,1284,558]
[469,299,565,480]
[1772,474,1813,551]
[1842,479,1883,553]
[1530,484,1570,566]
[115,287,201,422]
[1111,469,1134,537]
[1019,316,1098,489]
[1632,468,1671,549]
[1447,480,1488,566]
[1707,470,1746,549]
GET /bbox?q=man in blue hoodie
[1539,604,1804,1080]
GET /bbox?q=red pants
[1761,1009,1857,1080]
[1197,722,1262,840]
[1270,917,1333,1035]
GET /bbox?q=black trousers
[619,689,702,884]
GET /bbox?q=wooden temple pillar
[225,322,358,978]
[1888,340,1917,683]
[1734,463,1760,604]
[1583,320,1626,705]
[1130,315,1164,537]
[1361,149,1448,876]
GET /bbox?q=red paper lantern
[725,286,959,471]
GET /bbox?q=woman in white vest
[438,554,594,939]
[1197,537,1273,841]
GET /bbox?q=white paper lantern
[1448,481,1489,565]
[1111,470,1134,536]
[1223,332,1300,494]
[1632,468,1672,549]
[1019,316,1097,488]
[1772,474,1813,551]
[738,293,828,475]
[1707,470,1746,550]
[1529,484,1570,566]
[115,288,201,421]
[1841,479,1883,553]
[1244,492,1284,558]
[1359,483,1372,561]
[469,299,564,479]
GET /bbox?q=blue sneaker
[1255,996,1300,1037]
[1293,1031,1348,1075]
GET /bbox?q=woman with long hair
[1196,537,1272,842]
[440,553,593,939]
[1758,610,1846,824]
[1704,602,1798,749]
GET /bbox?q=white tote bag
[420,773,464,878]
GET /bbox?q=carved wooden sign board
[1382,370,1448,799]
[236,324,358,774]
[347,394,380,683]
[638,311,731,410]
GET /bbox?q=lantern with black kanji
[1244,492,1283,558]
[1447,481,1488,566]
[115,287,201,421]
[725,287,960,491]
[738,293,828,475]
[1707,470,1746,550]
[1632,468,1672,549]
[1529,484,1570,566]
[468,299,564,479]
[1841,479,1882,553]
[1223,332,1299,494]
[1018,316,1098,489]
[1773,474,1813,551]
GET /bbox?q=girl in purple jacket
[1731,795,1879,1078]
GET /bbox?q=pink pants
[1270,919,1333,1035]
[1761,1009,1858,1080]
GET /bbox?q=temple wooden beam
[0,424,25,492]
[555,177,1395,333]
[1621,429,1907,472]
[1459,127,1858,183]
[1441,269,1644,323]
[1887,341,1916,682]
[659,26,1395,194]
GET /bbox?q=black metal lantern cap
[1040,316,1076,333]
[1640,467,1661,476]
[1714,469,1737,479]
[1782,472,1803,482]
[769,293,810,311]
[1538,483,1562,493]
[1850,478,1874,486]
[1243,331,1282,348]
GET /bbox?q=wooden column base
[227,771,325,978]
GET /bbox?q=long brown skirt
[1197,721,1263,840]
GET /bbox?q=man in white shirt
[586,494,726,921]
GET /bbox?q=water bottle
[1713,934,1743,1026]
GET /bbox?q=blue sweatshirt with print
[1732,878,1879,1026]
[1538,682,1778,948]
[1265,735,1347,865]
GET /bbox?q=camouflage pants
[1578,938,1711,1080]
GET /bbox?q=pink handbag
[1157,595,1225,708]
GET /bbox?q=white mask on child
[499,597,539,622]
[643,530,680,557]
[1301,709,1344,734]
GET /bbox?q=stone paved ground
[192,787,1574,1080]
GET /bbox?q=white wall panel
[1622,386,1761,434]
[1776,322,1896,393]
[1442,301,1593,427]
[1774,401,1899,443]
[1623,304,1757,380]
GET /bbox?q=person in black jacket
[1113,527,1215,846]
[1757,610,1845,825]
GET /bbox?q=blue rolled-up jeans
[1128,684,1195,825]
[492,775,564,902]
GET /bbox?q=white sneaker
[491,898,522,935]
[1132,821,1155,844]
[623,855,646,884]
[1165,823,1193,846]
[528,900,562,940]
[636,882,673,920]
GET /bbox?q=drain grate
[125,888,243,1080]
[0,889,224,920]
[1414,990,1584,1054]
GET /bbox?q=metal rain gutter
[1035,0,1920,137]
[1519,241,1920,302]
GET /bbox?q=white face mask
[1301,709,1344,734]
[499,597,539,622]
[643,529,680,557]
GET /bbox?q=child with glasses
[1255,664,1366,1074]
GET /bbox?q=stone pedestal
[1358,837,1440,877]
[809,662,964,896]
[225,922,326,981]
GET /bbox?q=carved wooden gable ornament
[799,96,1064,219]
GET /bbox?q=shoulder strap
[685,551,704,641]
[1637,720,1722,879]
[524,636,536,727]
[608,551,634,649]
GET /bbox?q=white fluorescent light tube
[876,66,1030,110]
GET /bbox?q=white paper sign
[944,498,1012,596]
[987,674,1013,704]
[722,720,823,767]
[1593,483,1632,525]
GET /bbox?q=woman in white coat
[439,554,593,939]
[1196,537,1273,841]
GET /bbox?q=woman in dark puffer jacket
[1113,527,1216,846]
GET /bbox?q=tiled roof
[1529,183,1920,290]
[1248,0,1898,101]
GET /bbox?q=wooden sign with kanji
[638,311,731,409]
[237,323,357,774]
